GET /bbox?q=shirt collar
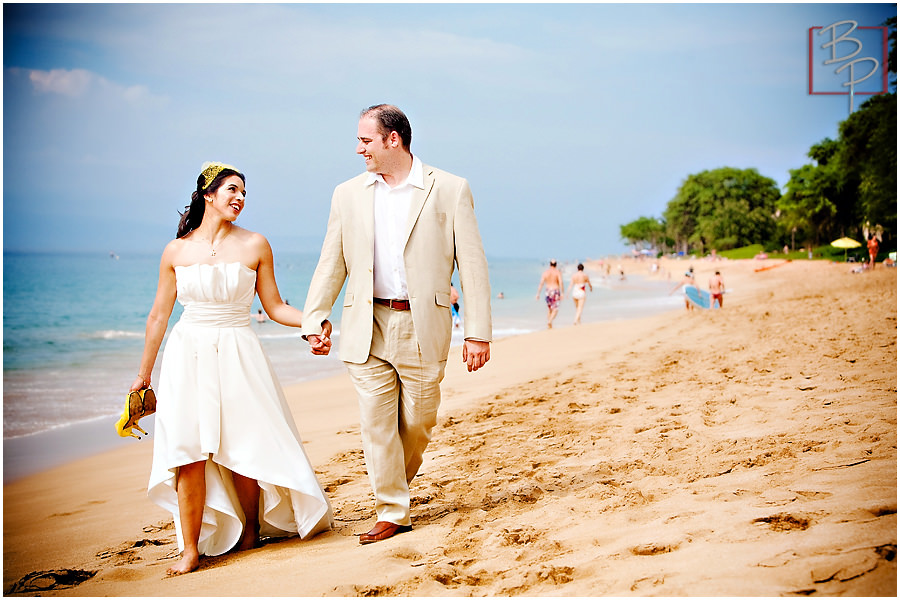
[365,155,425,189]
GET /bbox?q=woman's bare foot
[166,550,199,576]
[235,536,260,552]
[235,524,260,552]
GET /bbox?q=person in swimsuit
[708,270,725,308]
[450,283,461,328]
[567,263,593,325]
[867,234,880,270]
[536,259,564,328]
[670,270,697,311]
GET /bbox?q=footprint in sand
[537,564,574,584]
[96,539,172,565]
[142,521,174,533]
[48,510,84,518]
[8,569,97,593]
[753,513,811,531]
[501,526,541,546]
[323,476,352,493]
[630,541,680,555]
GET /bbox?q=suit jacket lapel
[403,164,435,248]
[359,180,376,262]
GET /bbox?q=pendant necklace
[205,227,232,257]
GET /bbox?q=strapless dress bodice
[175,263,256,327]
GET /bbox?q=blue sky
[3,2,896,261]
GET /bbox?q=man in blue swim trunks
[536,259,564,328]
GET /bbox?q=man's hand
[307,320,333,356]
[462,339,490,372]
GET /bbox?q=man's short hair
[550,259,557,267]
[361,104,412,151]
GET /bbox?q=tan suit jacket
[302,163,492,364]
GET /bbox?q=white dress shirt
[369,155,425,300]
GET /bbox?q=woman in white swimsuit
[567,263,593,325]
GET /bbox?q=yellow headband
[200,161,239,191]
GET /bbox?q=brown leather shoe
[359,521,412,544]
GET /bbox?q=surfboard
[684,285,719,309]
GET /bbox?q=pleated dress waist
[180,302,251,328]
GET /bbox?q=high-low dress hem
[147,262,332,556]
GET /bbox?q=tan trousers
[344,303,447,525]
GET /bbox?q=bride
[130,162,332,575]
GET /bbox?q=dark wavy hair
[361,104,412,151]
[176,167,245,238]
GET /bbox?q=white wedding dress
[147,262,332,556]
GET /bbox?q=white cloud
[29,68,92,96]
[26,67,167,107]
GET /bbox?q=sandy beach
[3,257,896,596]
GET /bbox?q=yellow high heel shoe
[115,387,157,439]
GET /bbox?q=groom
[302,104,492,544]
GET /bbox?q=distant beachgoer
[130,162,331,575]
[497,291,504,299]
[867,234,879,270]
[709,270,725,308]
[254,308,266,323]
[567,263,593,325]
[670,270,696,311]
[618,264,626,281]
[536,259,564,328]
[450,284,461,328]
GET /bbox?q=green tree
[777,139,844,247]
[620,216,666,250]
[778,163,837,247]
[663,167,780,253]
[833,92,897,240]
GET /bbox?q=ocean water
[2,251,682,440]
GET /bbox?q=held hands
[307,320,333,356]
[462,339,490,372]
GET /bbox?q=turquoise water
[2,251,681,438]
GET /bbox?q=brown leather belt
[374,298,411,311]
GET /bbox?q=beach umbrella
[831,237,861,260]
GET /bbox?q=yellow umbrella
[831,237,862,261]
[831,237,862,248]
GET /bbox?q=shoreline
[2,268,677,483]
[3,258,896,596]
